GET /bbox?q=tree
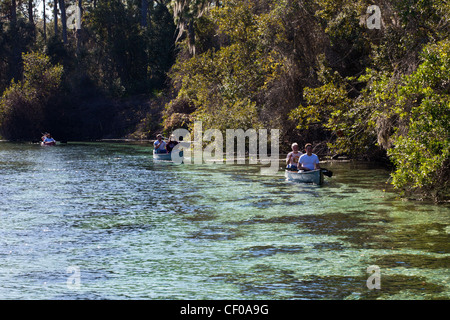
[0,0,36,87]
[165,0,328,140]
[59,0,68,44]
[10,0,20,82]
[53,0,58,35]
[11,0,16,23]
[142,0,149,27]
[0,52,63,140]
[169,0,216,55]
[85,0,176,95]
[28,0,33,24]
[388,40,450,201]
[43,0,47,40]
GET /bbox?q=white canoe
[285,169,324,185]
[153,150,183,161]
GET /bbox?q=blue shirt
[154,140,166,152]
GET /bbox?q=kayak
[285,169,324,185]
[153,150,183,161]
[40,141,56,146]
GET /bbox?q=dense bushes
[0,52,63,140]
[388,40,449,201]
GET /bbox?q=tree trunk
[76,0,82,54]
[43,1,46,40]
[141,0,148,27]
[188,19,195,55]
[28,0,34,24]
[11,0,16,23]
[53,0,58,36]
[9,0,21,81]
[59,0,68,44]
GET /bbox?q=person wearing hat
[154,134,167,154]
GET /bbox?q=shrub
[388,40,450,201]
[0,52,63,140]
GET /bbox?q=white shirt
[299,153,319,170]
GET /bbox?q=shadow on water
[240,245,306,258]
[211,264,448,299]
[225,211,395,249]
[373,254,450,269]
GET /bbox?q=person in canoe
[166,135,179,153]
[41,133,56,146]
[298,143,320,171]
[154,134,167,154]
[286,142,302,171]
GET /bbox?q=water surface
[0,141,448,299]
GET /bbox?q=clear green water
[0,141,449,300]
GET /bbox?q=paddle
[321,168,333,177]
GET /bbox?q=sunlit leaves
[388,40,450,200]
[166,0,283,132]
[0,52,63,139]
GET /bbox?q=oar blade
[321,169,333,177]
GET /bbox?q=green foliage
[165,0,328,138]
[86,0,148,95]
[0,16,36,92]
[388,40,450,200]
[169,0,214,37]
[0,52,63,140]
[166,0,281,132]
[291,39,449,201]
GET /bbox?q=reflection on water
[0,141,449,299]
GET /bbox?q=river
[0,141,448,299]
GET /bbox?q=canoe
[285,169,324,185]
[153,150,183,161]
[40,141,56,146]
